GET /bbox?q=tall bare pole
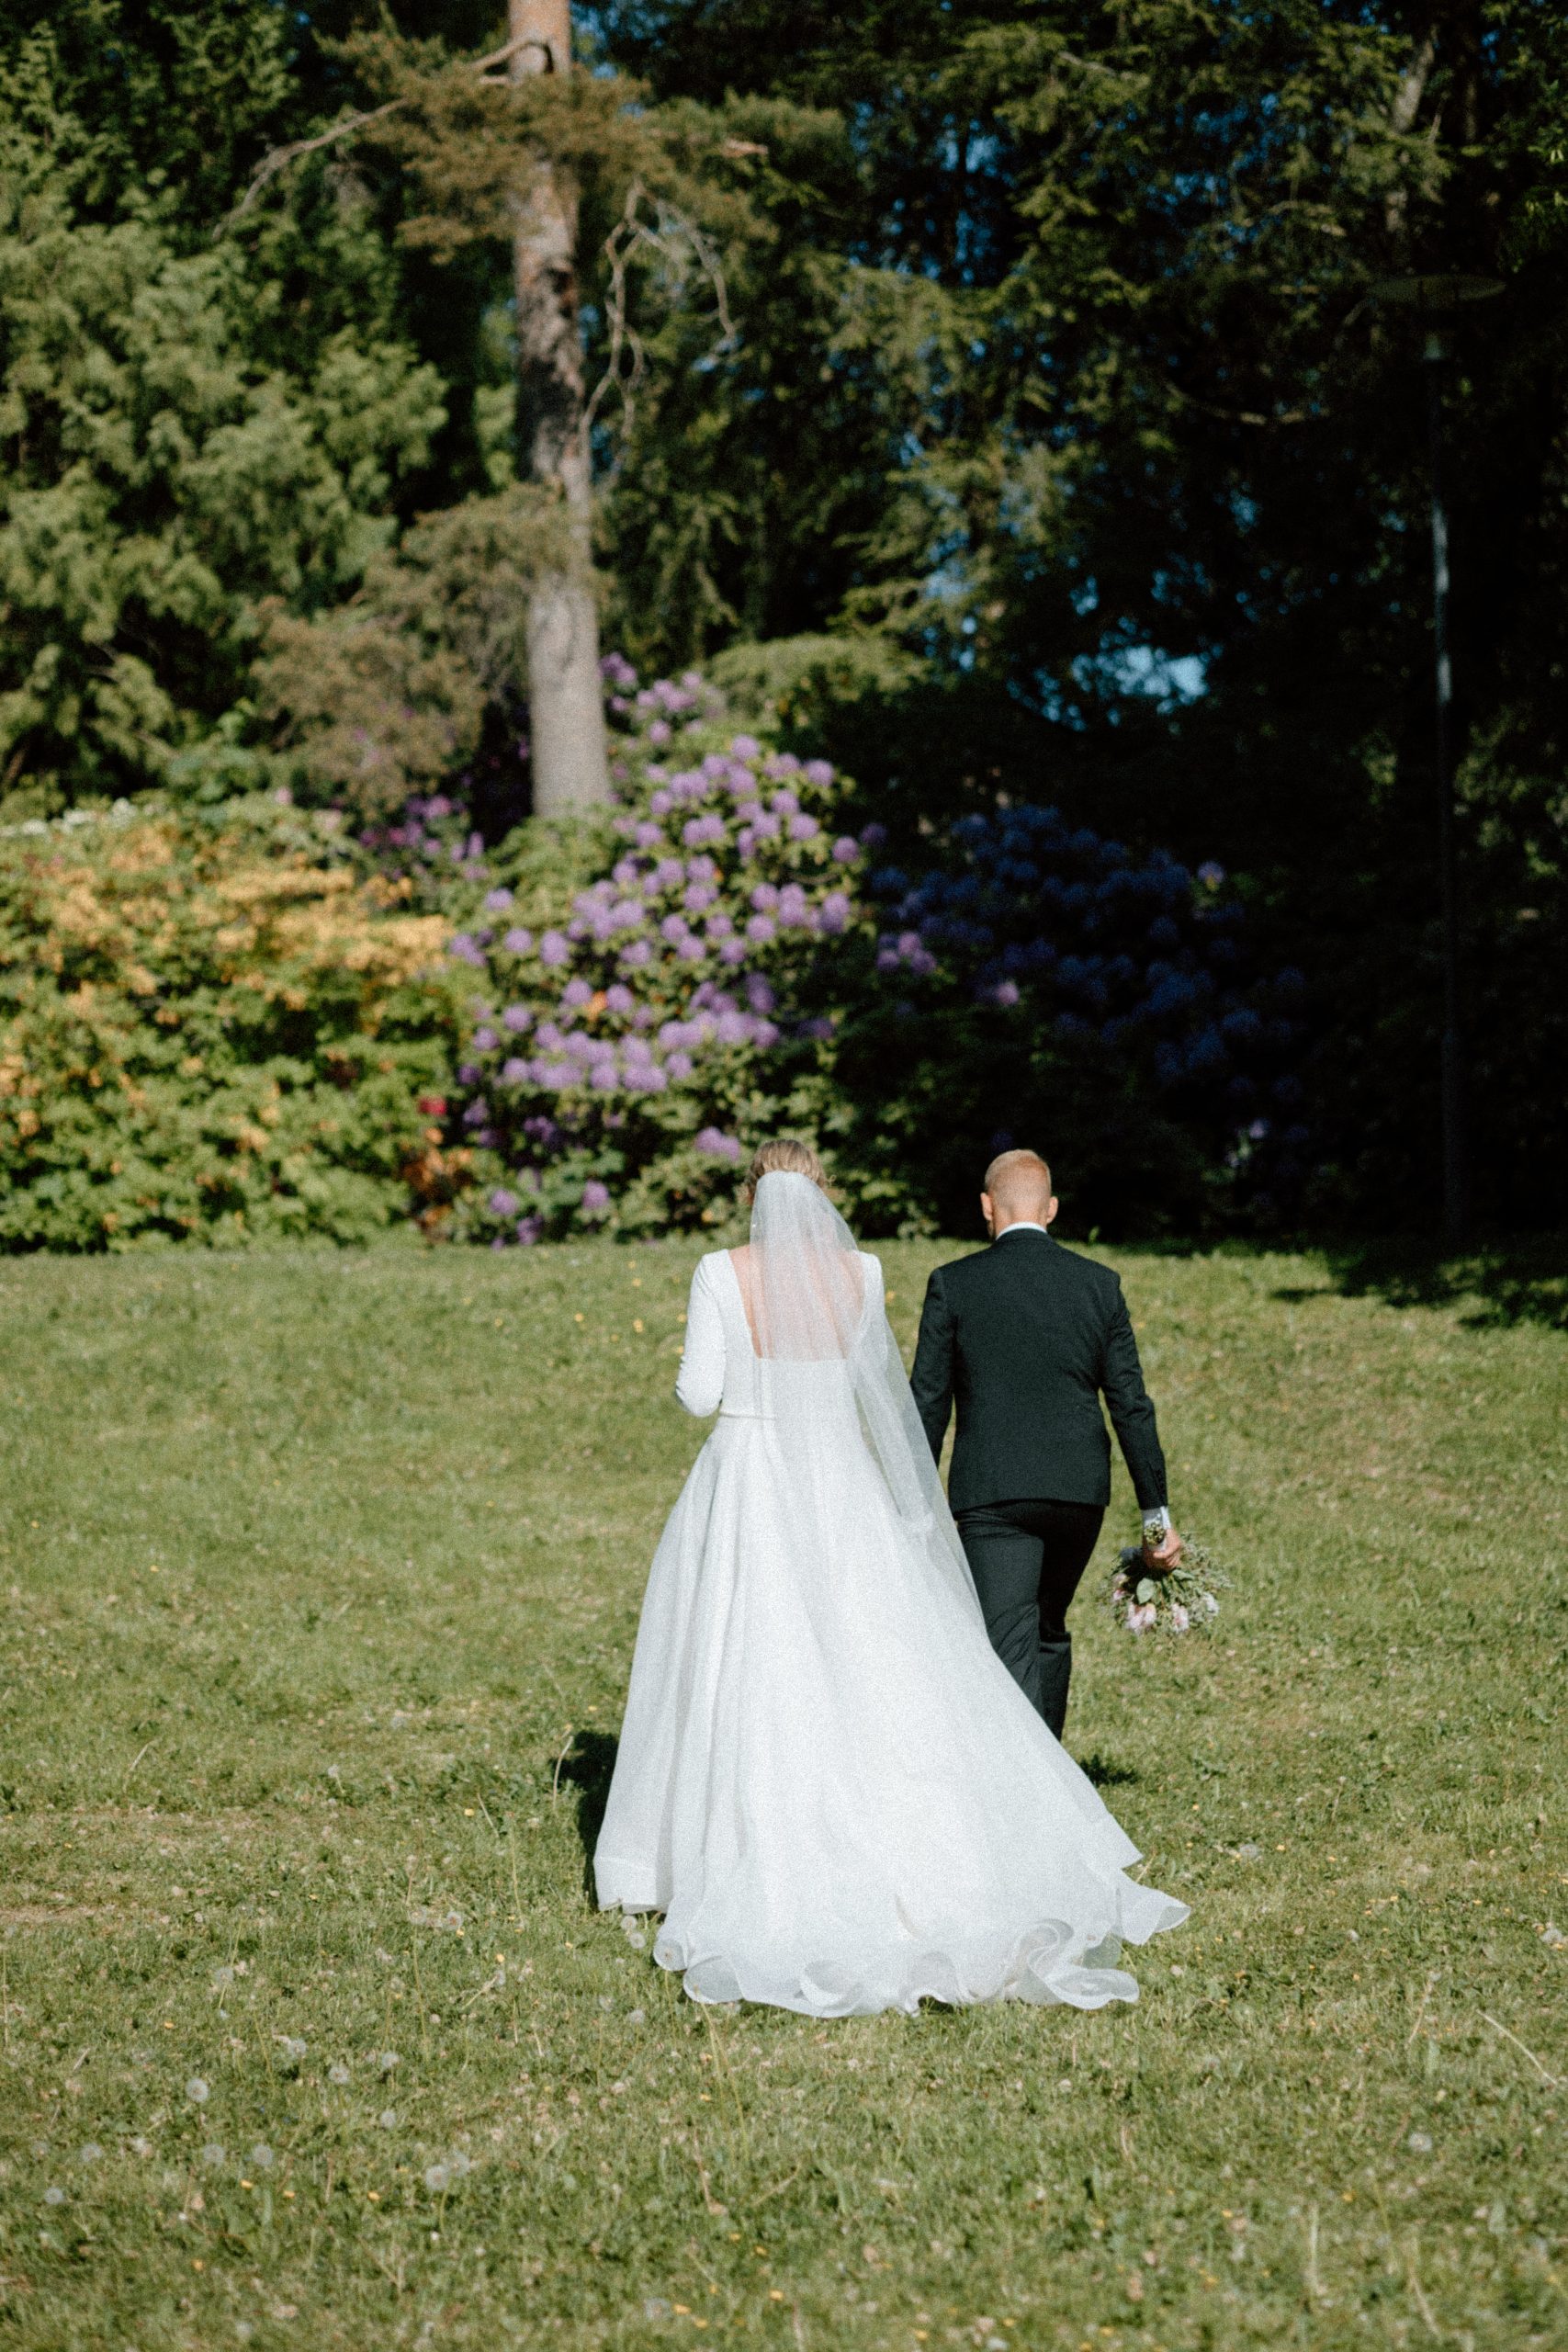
[508,0,610,814]
[1370,271,1498,1248]
[1425,332,1466,1248]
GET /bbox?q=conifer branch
[1167,382,1312,430]
[221,35,540,231]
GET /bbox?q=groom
[911,1148,1181,1741]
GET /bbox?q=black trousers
[953,1497,1105,1742]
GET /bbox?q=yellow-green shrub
[0,801,465,1250]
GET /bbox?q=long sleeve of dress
[674,1258,727,1418]
[909,1266,955,1465]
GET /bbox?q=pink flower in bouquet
[1105,1534,1229,1635]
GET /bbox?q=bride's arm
[674,1257,727,1417]
[909,1266,954,1463]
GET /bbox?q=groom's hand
[1142,1525,1183,1574]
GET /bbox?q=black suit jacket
[909,1230,1168,1514]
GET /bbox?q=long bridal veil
[739,1168,978,1607]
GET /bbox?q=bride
[594,1138,1187,2016]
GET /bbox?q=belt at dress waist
[717,1407,773,1421]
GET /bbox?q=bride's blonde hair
[741,1136,828,1204]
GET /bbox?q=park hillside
[0,0,1563,1246]
[0,1238,1564,2349]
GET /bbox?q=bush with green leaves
[0,797,466,1250]
[439,665,868,1243]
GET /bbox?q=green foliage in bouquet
[0,799,467,1250]
[1103,1535,1232,1637]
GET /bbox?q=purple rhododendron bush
[412,668,861,1245]
[0,660,1303,1251]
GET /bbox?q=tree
[237,6,755,820]
[0,25,447,814]
[505,0,610,813]
[590,0,1568,1232]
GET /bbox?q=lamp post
[1370,273,1501,1250]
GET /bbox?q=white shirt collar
[994,1220,1051,1238]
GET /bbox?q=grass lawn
[0,1234,1564,2352]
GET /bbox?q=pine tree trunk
[509,0,609,814]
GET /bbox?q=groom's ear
[979,1191,994,1231]
[1046,1194,1059,1226]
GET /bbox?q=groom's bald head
[981,1148,1056,1234]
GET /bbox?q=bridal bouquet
[1104,1537,1231,1635]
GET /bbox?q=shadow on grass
[558,1727,618,1903]
[1088,1228,1566,1334]
[1077,1750,1139,1790]
[1287,1235,1568,1334]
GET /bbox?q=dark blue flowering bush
[438,666,869,1242]
[830,802,1308,1233]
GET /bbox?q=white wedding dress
[594,1171,1187,2016]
